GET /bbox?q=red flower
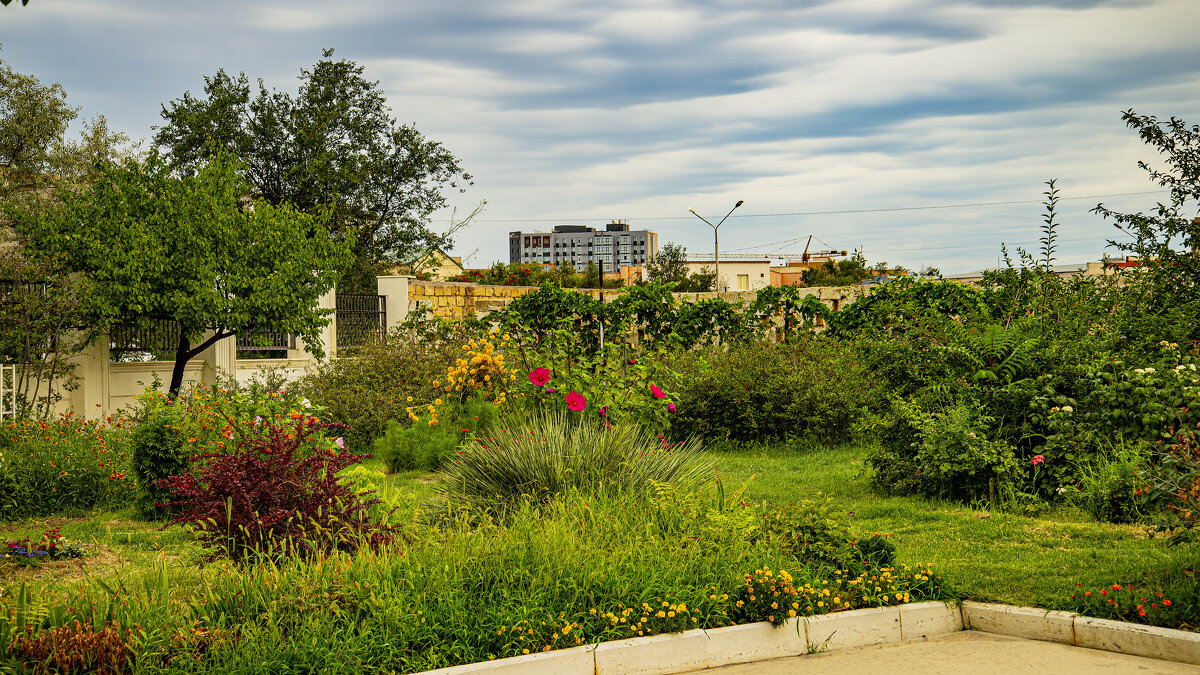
[1031,454,1045,466]
[529,367,551,387]
[564,390,586,412]
[650,385,666,399]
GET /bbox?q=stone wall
[408,280,874,322]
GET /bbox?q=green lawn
[709,443,1200,609]
[4,444,1197,616]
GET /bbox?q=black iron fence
[336,294,386,348]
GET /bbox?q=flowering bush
[159,415,399,560]
[0,413,134,519]
[1071,582,1192,629]
[2,526,84,566]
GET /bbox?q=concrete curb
[418,600,1199,674]
[963,601,1200,666]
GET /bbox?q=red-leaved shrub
[158,416,398,560]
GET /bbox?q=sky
[3,0,1199,274]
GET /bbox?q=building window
[737,274,749,290]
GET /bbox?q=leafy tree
[1,52,138,213]
[1094,110,1200,322]
[14,152,351,395]
[800,252,873,287]
[645,242,689,285]
[155,49,471,292]
[0,239,95,418]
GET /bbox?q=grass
[709,442,1200,610]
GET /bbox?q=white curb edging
[418,600,1200,674]
[963,601,1200,666]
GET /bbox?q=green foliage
[758,497,856,571]
[913,405,1019,502]
[0,414,134,520]
[671,337,878,445]
[1072,446,1147,524]
[643,242,716,291]
[15,151,350,395]
[375,417,456,473]
[130,409,193,521]
[339,465,412,526]
[1093,111,1200,328]
[799,251,874,287]
[155,49,471,292]
[431,408,713,519]
[296,326,476,451]
[0,242,94,419]
[510,332,678,433]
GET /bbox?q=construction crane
[800,235,848,262]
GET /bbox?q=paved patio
[705,630,1200,674]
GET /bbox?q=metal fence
[109,319,180,359]
[236,328,297,352]
[336,294,386,348]
[0,363,15,421]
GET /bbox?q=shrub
[159,415,398,560]
[431,409,713,518]
[1073,445,1147,524]
[671,336,878,445]
[0,414,134,520]
[374,417,459,473]
[130,409,193,520]
[913,405,1019,502]
[295,327,475,451]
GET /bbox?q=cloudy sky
[4,0,1198,273]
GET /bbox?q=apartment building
[509,221,658,270]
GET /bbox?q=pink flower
[335,437,345,449]
[565,390,586,412]
[599,406,608,417]
[1031,454,1045,466]
[649,385,666,399]
[529,367,551,387]
[668,402,676,413]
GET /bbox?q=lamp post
[689,200,743,292]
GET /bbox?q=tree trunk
[168,330,191,397]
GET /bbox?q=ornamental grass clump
[431,408,713,518]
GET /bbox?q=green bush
[295,328,475,452]
[130,409,193,521]
[1073,446,1146,524]
[914,405,1019,502]
[671,337,878,445]
[375,395,500,473]
[432,409,714,518]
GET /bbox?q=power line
[474,189,1167,223]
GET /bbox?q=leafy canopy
[15,152,351,394]
[155,49,471,292]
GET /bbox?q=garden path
[703,630,1200,674]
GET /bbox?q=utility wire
[473,189,1166,223]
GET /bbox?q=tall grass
[2,490,949,674]
[431,409,714,517]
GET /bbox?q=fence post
[197,330,236,386]
[376,276,411,332]
[298,290,338,361]
[67,332,110,420]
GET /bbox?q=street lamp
[689,200,743,292]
